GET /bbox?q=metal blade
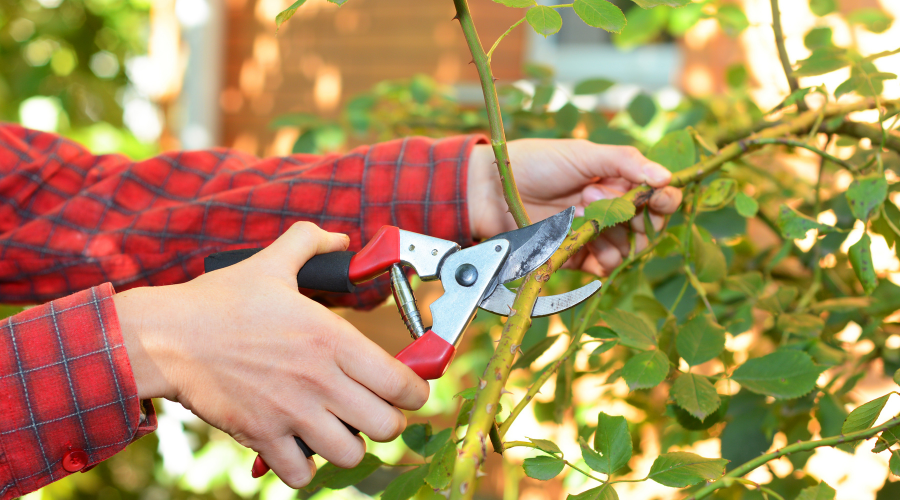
[485,206,575,285]
[479,280,602,318]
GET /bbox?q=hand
[114,222,429,487]
[467,139,683,276]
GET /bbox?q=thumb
[258,221,350,272]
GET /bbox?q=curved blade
[479,280,602,318]
[485,206,575,285]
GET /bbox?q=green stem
[486,17,526,63]
[686,416,900,499]
[769,0,803,109]
[797,135,832,311]
[740,138,857,172]
[453,0,531,228]
[564,459,605,482]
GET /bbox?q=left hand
[467,138,683,276]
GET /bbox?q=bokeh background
[2,0,900,498]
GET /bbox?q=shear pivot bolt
[455,264,478,286]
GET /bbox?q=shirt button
[62,449,89,472]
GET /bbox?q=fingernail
[251,456,270,478]
[643,163,670,185]
[583,185,610,204]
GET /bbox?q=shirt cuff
[0,283,156,499]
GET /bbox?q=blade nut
[455,263,478,287]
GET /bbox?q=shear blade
[479,280,602,318]
[485,206,575,285]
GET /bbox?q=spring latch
[390,264,426,340]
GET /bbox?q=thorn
[460,482,469,494]
[510,343,520,354]
[479,379,487,389]
[452,13,460,21]
[486,403,494,413]
[500,388,513,395]
[476,469,488,478]
[492,77,499,83]
[469,59,475,65]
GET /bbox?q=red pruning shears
[204,207,600,475]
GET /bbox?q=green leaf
[847,174,888,221]
[574,78,615,95]
[794,47,850,77]
[523,455,565,480]
[573,0,626,33]
[872,200,900,249]
[528,437,562,455]
[777,313,825,339]
[304,453,383,490]
[849,234,878,295]
[585,326,617,339]
[275,0,307,32]
[454,387,477,400]
[493,0,537,7]
[648,130,696,173]
[556,103,580,134]
[715,5,748,37]
[629,0,690,7]
[805,27,833,50]
[809,0,836,17]
[874,427,900,453]
[891,453,900,477]
[402,423,432,456]
[776,204,839,239]
[627,93,656,127]
[292,129,317,153]
[848,8,894,33]
[796,482,837,500]
[725,64,748,89]
[567,484,619,500]
[701,178,737,208]
[513,335,559,369]
[668,2,703,35]
[424,429,451,457]
[585,198,636,232]
[526,6,563,37]
[731,350,824,399]
[591,412,633,474]
[670,397,730,430]
[622,350,669,390]
[676,314,726,366]
[456,400,474,427]
[734,192,759,218]
[382,465,428,500]
[426,439,456,489]
[598,309,657,351]
[774,87,813,111]
[693,236,727,283]
[673,373,721,421]
[842,394,892,434]
[647,452,728,487]
[895,369,900,386]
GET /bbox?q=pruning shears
[203,206,601,475]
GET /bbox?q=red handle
[251,332,455,478]
[348,226,400,283]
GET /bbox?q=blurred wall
[219,0,524,156]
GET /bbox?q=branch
[740,137,857,172]
[448,97,894,499]
[769,0,803,109]
[453,0,531,228]
[686,415,900,500]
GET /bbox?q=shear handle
[203,226,403,292]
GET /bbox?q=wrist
[114,286,180,401]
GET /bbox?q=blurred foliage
[0,0,156,158]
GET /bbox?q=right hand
[114,222,430,487]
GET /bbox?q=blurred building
[155,0,900,157]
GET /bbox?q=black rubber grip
[204,249,356,293]
[294,422,360,458]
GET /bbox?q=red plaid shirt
[0,123,483,498]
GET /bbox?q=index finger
[335,330,430,411]
[575,144,672,188]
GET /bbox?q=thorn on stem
[479,379,487,389]
[452,13,460,21]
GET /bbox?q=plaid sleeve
[0,283,156,500]
[0,123,485,308]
